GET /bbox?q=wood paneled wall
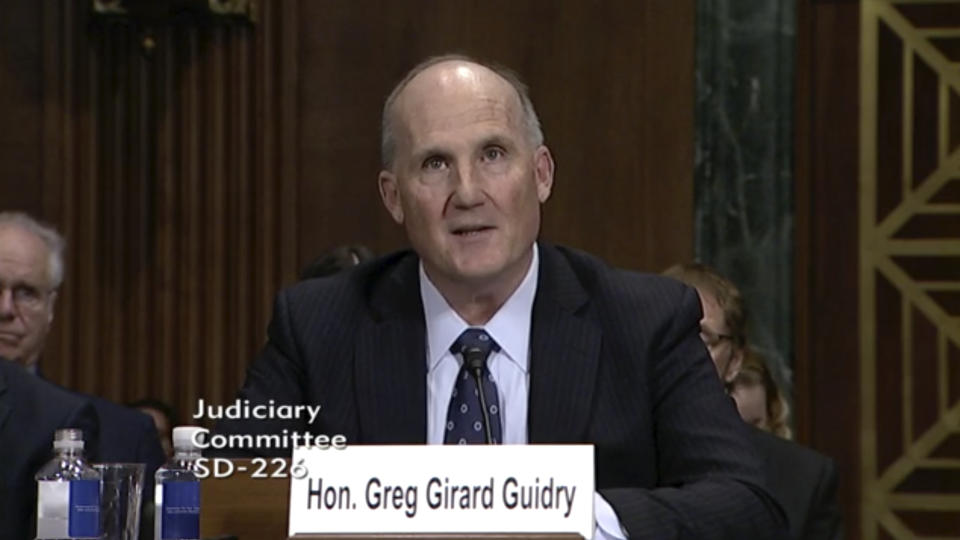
[37,1,298,413]
[1,1,695,426]
[0,0,42,212]
[794,0,862,536]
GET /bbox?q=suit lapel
[528,245,602,443]
[354,254,427,443]
[352,246,602,444]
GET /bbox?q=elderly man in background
[0,211,165,535]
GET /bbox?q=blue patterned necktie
[444,328,503,444]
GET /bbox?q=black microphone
[463,346,494,444]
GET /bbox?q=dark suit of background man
[0,212,166,534]
[0,358,100,540]
[216,54,786,539]
[663,263,844,540]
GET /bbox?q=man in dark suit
[0,358,100,540]
[752,428,843,540]
[217,55,785,539]
[0,212,166,528]
[664,262,844,540]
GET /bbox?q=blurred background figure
[731,348,793,440]
[664,261,843,540]
[129,398,178,459]
[299,244,375,280]
[662,262,746,387]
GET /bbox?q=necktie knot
[450,328,500,362]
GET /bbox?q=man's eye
[423,156,447,170]
[13,286,40,303]
[482,147,504,161]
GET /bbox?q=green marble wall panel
[695,0,795,404]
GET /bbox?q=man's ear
[378,170,404,224]
[46,290,58,324]
[533,145,555,203]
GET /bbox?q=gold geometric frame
[861,1,960,538]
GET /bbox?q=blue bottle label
[161,481,200,539]
[68,479,101,537]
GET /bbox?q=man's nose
[451,163,484,208]
[0,289,15,319]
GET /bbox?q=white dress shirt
[420,244,627,539]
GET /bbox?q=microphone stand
[464,348,494,444]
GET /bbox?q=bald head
[380,55,543,169]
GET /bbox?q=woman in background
[730,348,792,440]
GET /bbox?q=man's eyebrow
[0,278,39,289]
[411,146,450,163]
[479,134,512,149]
[409,134,516,165]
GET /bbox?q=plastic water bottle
[154,426,204,540]
[35,428,102,540]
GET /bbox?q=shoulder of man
[751,426,834,471]
[547,242,692,295]
[0,358,96,427]
[749,425,842,538]
[750,426,839,508]
[544,243,701,324]
[0,358,101,463]
[86,395,158,440]
[83,395,165,473]
[280,249,417,311]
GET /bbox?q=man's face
[697,289,742,384]
[379,62,554,291]
[0,225,57,366]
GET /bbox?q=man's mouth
[451,225,495,237]
[0,332,20,345]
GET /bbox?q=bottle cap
[172,426,206,450]
[53,428,85,450]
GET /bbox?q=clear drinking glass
[95,463,145,540]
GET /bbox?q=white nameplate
[288,445,593,538]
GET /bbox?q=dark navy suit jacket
[217,244,787,539]
[752,428,844,540]
[0,358,100,540]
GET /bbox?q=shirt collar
[420,244,539,373]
